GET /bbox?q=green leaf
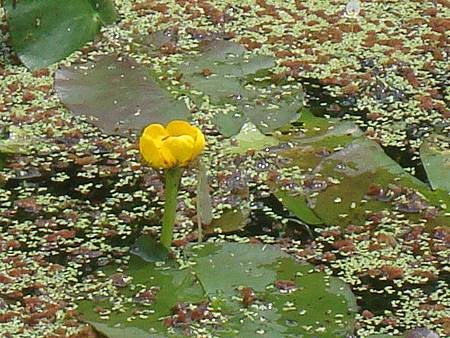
[188,242,287,297]
[307,137,445,226]
[86,322,167,338]
[187,242,357,337]
[275,113,449,227]
[178,40,302,135]
[78,242,356,337]
[275,190,323,225]
[54,55,190,135]
[196,161,213,226]
[420,135,450,192]
[4,0,116,69]
[212,113,247,137]
[205,209,247,235]
[226,122,279,154]
[88,0,117,25]
[78,255,205,337]
[130,235,169,263]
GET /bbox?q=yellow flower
[139,120,205,169]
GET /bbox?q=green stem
[160,167,183,249]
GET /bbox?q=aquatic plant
[139,120,205,249]
[0,0,449,337]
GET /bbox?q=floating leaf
[275,190,323,225]
[86,322,166,338]
[78,255,205,337]
[55,55,190,135]
[227,122,279,154]
[308,138,444,226]
[187,242,357,337]
[205,209,247,235]
[130,235,169,263]
[420,135,450,192]
[4,0,117,69]
[275,112,449,227]
[212,113,247,138]
[88,0,117,25]
[78,242,356,337]
[178,40,302,135]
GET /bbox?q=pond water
[0,1,449,337]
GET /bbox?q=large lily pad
[55,55,190,135]
[275,111,449,227]
[308,137,449,226]
[420,135,450,192]
[78,242,356,337]
[187,242,357,337]
[178,40,302,136]
[77,255,205,337]
[4,0,117,69]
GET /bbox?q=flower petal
[191,128,206,160]
[166,120,197,138]
[160,147,177,168]
[142,124,168,146]
[139,134,165,168]
[163,135,195,166]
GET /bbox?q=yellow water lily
[139,120,205,169]
[139,120,206,249]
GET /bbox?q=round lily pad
[78,242,356,337]
[55,55,190,136]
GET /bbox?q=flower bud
[139,120,205,169]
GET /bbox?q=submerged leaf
[55,55,190,135]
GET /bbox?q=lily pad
[275,190,323,225]
[308,138,448,226]
[77,255,205,337]
[275,112,449,227]
[420,135,450,192]
[227,122,279,154]
[212,112,247,137]
[178,40,302,135]
[130,235,169,263]
[4,0,117,69]
[78,242,356,337]
[205,209,247,235]
[55,55,190,135]
[187,242,357,337]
